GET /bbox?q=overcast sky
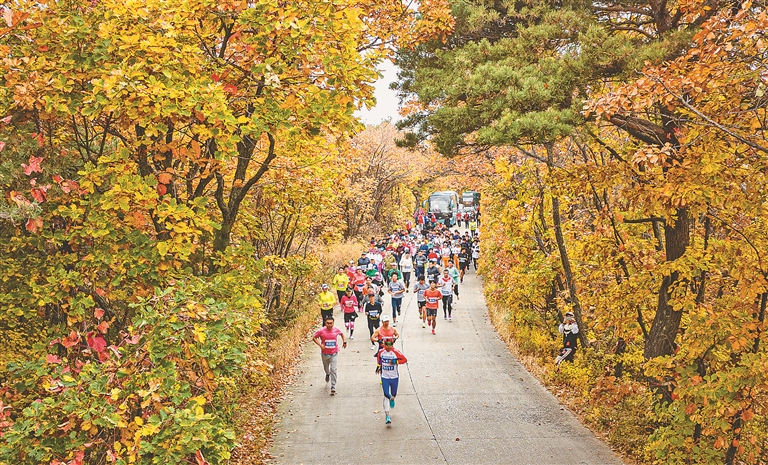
[355,61,402,126]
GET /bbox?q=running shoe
[330,386,336,395]
[325,374,330,383]
[432,329,435,335]
[350,335,354,340]
[422,322,426,328]
[371,344,376,350]
[385,415,391,424]
[444,316,447,320]
[449,317,452,321]
[393,321,397,327]
[390,398,395,408]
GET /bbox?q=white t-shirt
[399,256,413,272]
[438,276,453,296]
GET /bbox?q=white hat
[381,315,391,322]
[321,283,329,289]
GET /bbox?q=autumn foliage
[0,0,451,463]
[396,0,768,463]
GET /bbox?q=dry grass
[315,239,367,272]
[229,307,317,465]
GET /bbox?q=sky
[354,61,403,126]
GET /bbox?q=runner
[423,280,442,335]
[352,267,367,302]
[357,251,371,268]
[370,315,400,353]
[399,250,413,290]
[376,339,408,425]
[458,248,469,283]
[446,261,460,301]
[414,250,428,281]
[363,292,383,349]
[438,269,454,321]
[340,287,359,339]
[312,316,347,395]
[426,259,442,284]
[332,267,349,303]
[387,273,406,326]
[471,240,480,271]
[317,283,337,322]
[468,218,478,237]
[413,275,430,328]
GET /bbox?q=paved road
[269,266,624,465]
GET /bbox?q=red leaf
[211,73,221,82]
[22,155,44,175]
[25,217,43,233]
[125,334,140,345]
[87,333,107,353]
[31,187,47,202]
[195,450,210,465]
[97,321,109,334]
[52,174,63,183]
[68,450,84,465]
[0,141,5,152]
[94,308,105,319]
[38,45,49,52]
[46,354,62,364]
[223,83,237,95]
[156,183,167,196]
[61,331,80,348]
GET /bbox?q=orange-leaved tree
[0,0,452,463]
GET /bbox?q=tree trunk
[644,207,690,359]
[551,195,589,348]
[545,144,589,348]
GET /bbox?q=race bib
[369,310,379,318]
[324,340,336,349]
[418,289,426,297]
[383,364,395,371]
[427,297,438,304]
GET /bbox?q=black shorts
[418,301,426,308]
[344,312,357,322]
[426,308,437,317]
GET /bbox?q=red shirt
[424,289,442,309]
[340,295,359,313]
[313,326,343,355]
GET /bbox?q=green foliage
[0,278,252,464]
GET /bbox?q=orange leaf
[157,172,173,184]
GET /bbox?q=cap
[349,260,354,264]
[381,315,391,322]
[346,287,353,292]
[384,340,394,345]
[321,284,329,289]
[565,312,574,317]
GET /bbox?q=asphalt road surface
[269,265,624,465]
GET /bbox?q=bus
[461,191,480,208]
[424,191,460,227]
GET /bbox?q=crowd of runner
[313,220,480,423]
